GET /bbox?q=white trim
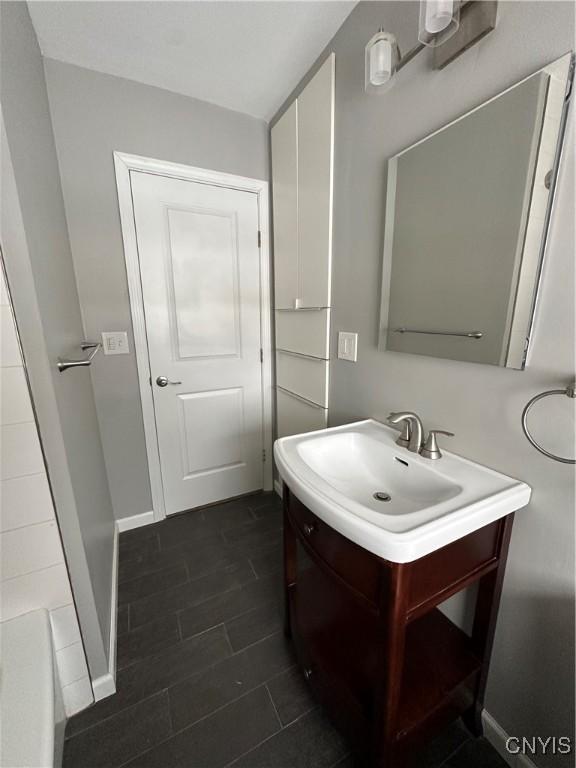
[326,52,335,309]
[116,510,155,533]
[482,710,539,768]
[113,152,273,520]
[114,154,166,522]
[274,478,283,497]
[92,526,118,702]
[256,182,274,492]
[92,672,116,702]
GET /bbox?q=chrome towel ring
[521,383,576,464]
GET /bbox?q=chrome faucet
[387,411,454,459]
[387,412,424,453]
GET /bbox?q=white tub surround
[0,269,92,717]
[0,610,66,768]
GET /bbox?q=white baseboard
[92,525,119,703]
[116,510,155,533]
[274,479,283,497]
[108,524,118,682]
[92,672,116,702]
[483,710,539,768]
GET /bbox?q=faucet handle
[387,412,411,447]
[421,429,454,460]
[396,421,411,448]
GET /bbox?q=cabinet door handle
[303,523,315,536]
[303,667,313,681]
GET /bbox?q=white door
[130,171,264,515]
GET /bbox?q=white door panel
[167,207,241,359]
[131,171,263,514]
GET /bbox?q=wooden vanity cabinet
[282,484,515,767]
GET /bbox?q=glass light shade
[418,0,460,47]
[365,31,399,93]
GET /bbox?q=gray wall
[0,2,115,678]
[43,59,269,520]
[274,2,575,764]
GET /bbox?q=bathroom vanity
[275,420,531,767]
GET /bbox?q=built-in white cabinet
[297,55,334,309]
[276,388,328,439]
[275,308,330,359]
[272,54,334,310]
[271,101,298,310]
[272,53,335,439]
[276,351,329,408]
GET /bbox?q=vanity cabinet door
[292,539,378,714]
[297,53,334,308]
[271,100,299,309]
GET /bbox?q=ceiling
[28,1,356,120]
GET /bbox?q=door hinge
[257,230,262,248]
[260,348,263,363]
[262,449,266,462]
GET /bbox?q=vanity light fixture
[366,0,493,92]
[365,29,400,92]
[418,0,460,47]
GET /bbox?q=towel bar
[57,342,101,372]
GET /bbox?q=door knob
[156,376,182,387]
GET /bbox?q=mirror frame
[379,52,574,370]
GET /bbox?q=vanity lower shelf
[283,484,515,767]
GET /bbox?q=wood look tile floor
[64,493,508,768]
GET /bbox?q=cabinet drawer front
[288,493,381,606]
[408,520,502,617]
[275,309,330,359]
[276,351,329,407]
[276,388,327,438]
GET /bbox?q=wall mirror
[379,53,574,369]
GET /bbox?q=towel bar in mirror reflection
[393,328,483,339]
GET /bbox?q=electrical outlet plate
[101,331,129,355]
[338,332,358,362]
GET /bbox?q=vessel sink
[274,419,531,563]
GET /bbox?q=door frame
[114,151,273,522]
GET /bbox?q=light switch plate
[338,331,358,362]
[101,331,129,355]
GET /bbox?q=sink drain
[373,491,392,502]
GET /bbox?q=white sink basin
[274,419,531,563]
